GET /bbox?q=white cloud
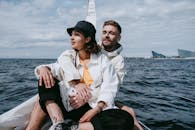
[0,0,195,58]
[32,0,56,9]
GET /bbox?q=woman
[33,21,134,130]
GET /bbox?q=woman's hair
[76,29,101,54]
[67,21,101,54]
[84,39,101,54]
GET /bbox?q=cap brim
[67,27,74,36]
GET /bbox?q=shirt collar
[101,45,123,58]
[75,52,99,68]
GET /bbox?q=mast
[85,0,96,28]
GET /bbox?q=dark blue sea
[0,58,194,130]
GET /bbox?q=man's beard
[102,42,120,52]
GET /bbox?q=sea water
[0,58,194,130]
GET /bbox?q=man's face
[101,25,121,47]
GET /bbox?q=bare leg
[121,106,143,130]
[46,101,64,123]
[79,122,94,130]
[26,99,46,130]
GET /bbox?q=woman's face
[70,30,89,51]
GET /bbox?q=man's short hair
[103,20,122,34]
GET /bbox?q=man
[26,20,142,130]
[95,20,143,130]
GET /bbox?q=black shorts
[91,109,134,130]
[38,79,134,130]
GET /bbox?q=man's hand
[79,107,99,123]
[69,83,92,109]
[79,102,105,122]
[38,66,55,88]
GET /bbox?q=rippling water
[0,58,195,130]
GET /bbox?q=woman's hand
[38,66,55,88]
[75,83,92,100]
[79,107,100,123]
[69,83,92,109]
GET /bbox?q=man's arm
[112,55,126,84]
[79,56,119,122]
[97,56,119,109]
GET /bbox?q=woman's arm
[34,50,80,88]
[34,63,60,88]
[57,50,81,82]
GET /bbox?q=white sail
[85,0,96,28]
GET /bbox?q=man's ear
[85,36,91,43]
[117,34,121,42]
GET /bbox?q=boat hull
[0,95,38,130]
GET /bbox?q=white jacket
[35,46,125,83]
[35,50,119,110]
[101,45,125,83]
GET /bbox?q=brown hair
[76,29,101,54]
[103,20,122,34]
[84,40,101,54]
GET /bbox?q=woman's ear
[85,36,91,43]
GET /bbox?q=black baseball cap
[67,21,96,40]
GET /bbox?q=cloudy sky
[0,0,195,58]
